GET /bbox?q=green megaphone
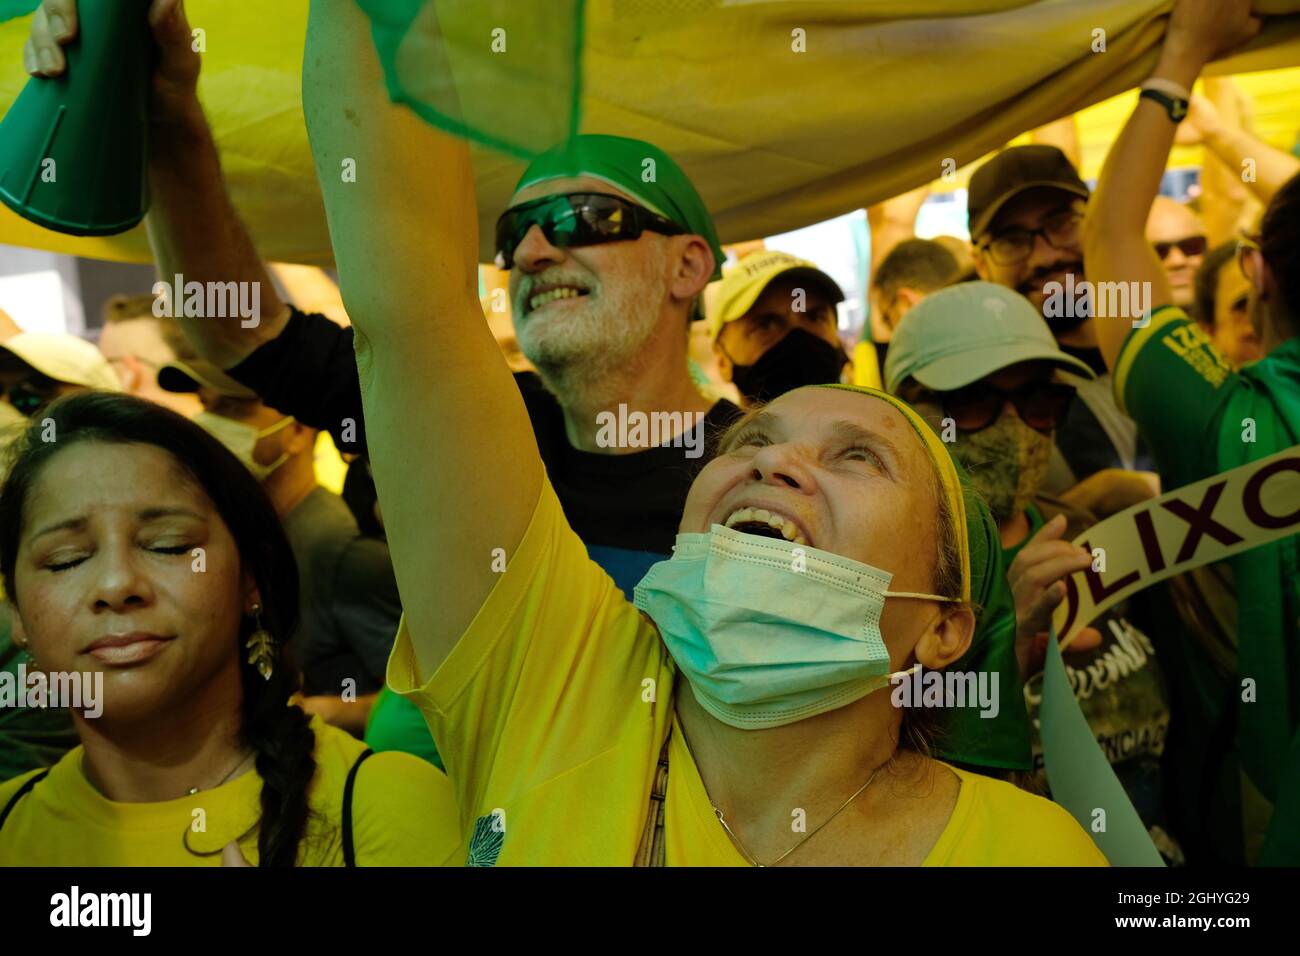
[0,0,154,236]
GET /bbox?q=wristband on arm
[1138,78,1191,122]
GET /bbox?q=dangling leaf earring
[245,602,275,680]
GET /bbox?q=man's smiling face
[974,188,1087,315]
[506,176,674,375]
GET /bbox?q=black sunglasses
[1153,235,1208,261]
[928,380,1076,435]
[494,192,685,270]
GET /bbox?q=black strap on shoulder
[342,749,375,867]
[0,768,50,833]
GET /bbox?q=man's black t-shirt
[228,308,742,594]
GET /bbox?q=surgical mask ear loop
[882,590,959,602]
[256,416,295,439]
[889,661,922,683]
[254,417,295,477]
[881,592,961,682]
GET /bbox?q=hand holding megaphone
[0,0,203,235]
[24,0,200,117]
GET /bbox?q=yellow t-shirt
[390,479,1107,866]
[0,716,463,866]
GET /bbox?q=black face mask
[729,328,849,404]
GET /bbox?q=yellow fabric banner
[0,1,1298,265]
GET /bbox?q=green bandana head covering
[513,135,724,279]
[813,383,1032,771]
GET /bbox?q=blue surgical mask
[633,524,953,730]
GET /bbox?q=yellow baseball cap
[707,250,844,340]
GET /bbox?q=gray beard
[516,269,667,404]
[530,325,660,408]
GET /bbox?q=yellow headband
[813,383,972,602]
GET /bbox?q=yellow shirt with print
[0,716,463,866]
[390,479,1107,866]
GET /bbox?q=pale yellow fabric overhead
[0,0,1297,266]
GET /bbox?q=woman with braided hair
[0,393,460,866]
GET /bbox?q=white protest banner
[1052,444,1300,648]
[1041,444,1300,865]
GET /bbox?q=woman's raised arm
[301,0,543,679]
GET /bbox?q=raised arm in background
[1179,79,1258,248]
[868,185,931,272]
[302,0,543,679]
[1083,0,1260,371]
[1028,115,1082,172]
[25,0,288,369]
[139,0,290,368]
[26,0,288,364]
[1186,89,1300,212]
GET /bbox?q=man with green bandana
[225,132,742,758]
[29,1,740,768]
[887,281,1182,862]
[1083,0,1299,864]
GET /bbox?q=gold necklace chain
[712,765,883,867]
[186,751,257,795]
[80,748,256,799]
[179,751,261,860]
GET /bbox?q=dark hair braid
[241,663,316,867]
[0,392,315,866]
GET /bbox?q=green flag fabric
[358,0,584,161]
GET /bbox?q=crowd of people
[0,0,1296,866]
